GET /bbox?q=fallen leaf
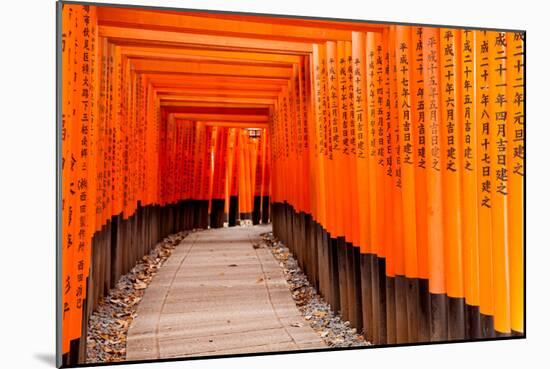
[134,282,147,290]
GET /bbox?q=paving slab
[126,225,327,361]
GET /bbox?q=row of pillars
[272,202,519,346]
[63,197,271,366]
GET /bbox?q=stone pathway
[126,225,327,360]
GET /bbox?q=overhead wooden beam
[99,26,313,53]
[160,96,276,105]
[120,45,301,64]
[130,58,292,78]
[158,101,272,109]
[97,7,356,42]
[119,48,297,68]
[202,122,269,129]
[162,106,270,115]
[144,74,289,86]
[155,88,280,98]
[170,118,268,129]
[171,113,268,122]
[150,82,282,92]
[108,38,307,54]
[176,10,388,33]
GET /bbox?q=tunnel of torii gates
[59,3,524,363]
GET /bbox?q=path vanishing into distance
[126,225,327,360]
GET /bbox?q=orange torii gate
[59,3,524,366]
